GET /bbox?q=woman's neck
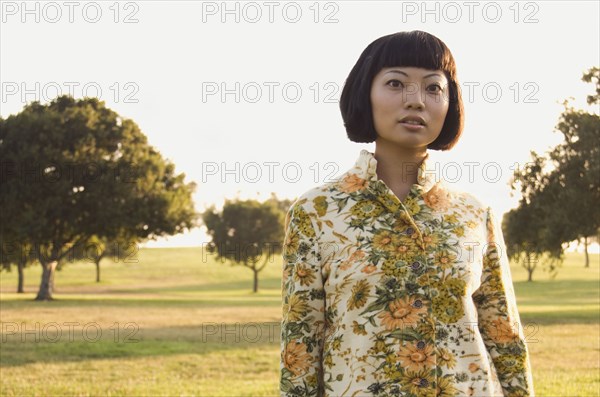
[373,143,428,198]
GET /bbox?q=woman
[280,31,534,397]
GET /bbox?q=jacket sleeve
[472,206,535,396]
[280,201,326,397]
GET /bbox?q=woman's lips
[399,122,425,131]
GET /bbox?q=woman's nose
[403,83,425,109]
[404,96,424,109]
[405,101,424,110]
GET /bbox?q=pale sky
[1,1,598,251]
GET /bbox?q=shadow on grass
[519,310,599,326]
[0,322,282,368]
[1,278,283,296]
[0,297,282,309]
[506,279,599,325]
[110,277,283,294]
[514,279,599,305]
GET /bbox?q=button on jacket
[280,149,534,397]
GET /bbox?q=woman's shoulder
[284,170,351,218]
[286,180,341,212]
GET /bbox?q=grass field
[0,248,598,396]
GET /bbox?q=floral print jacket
[280,150,534,397]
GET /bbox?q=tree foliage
[0,95,199,299]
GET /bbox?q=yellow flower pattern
[280,150,534,397]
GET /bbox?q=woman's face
[370,66,450,149]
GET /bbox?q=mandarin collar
[352,149,438,195]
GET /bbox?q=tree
[0,232,37,293]
[202,197,285,293]
[510,66,600,268]
[69,231,142,283]
[503,200,562,282]
[0,95,199,300]
[548,107,600,266]
[0,115,36,293]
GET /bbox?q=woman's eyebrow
[384,70,443,79]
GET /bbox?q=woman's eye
[387,79,403,88]
[428,84,443,93]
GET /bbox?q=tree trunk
[35,260,57,301]
[584,236,589,268]
[526,252,533,282]
[17,259,25,293]
[96,260,101,283]
[253,268,258,293]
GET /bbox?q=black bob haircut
[339,30,464,151]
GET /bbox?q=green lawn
[0,248,598,396]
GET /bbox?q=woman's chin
[377,136,431,149]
